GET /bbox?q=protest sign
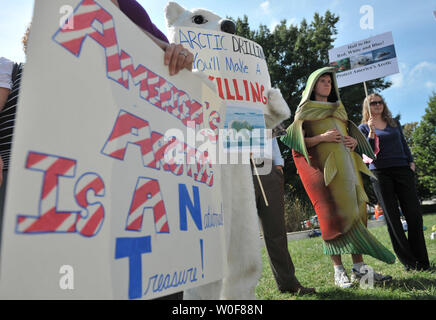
[168,26,271,155]
[0,0,226,299]
[328,32,399,88]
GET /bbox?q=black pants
[253,165,301,292]
[371,166,430,270]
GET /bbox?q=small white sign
[328,32,399,88]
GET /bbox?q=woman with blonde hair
[361,93,397,128]
[358,93,430,271]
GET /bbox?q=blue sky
[1,0,435,124]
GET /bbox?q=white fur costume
[165,2,291,299]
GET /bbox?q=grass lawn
[256,214,436,300]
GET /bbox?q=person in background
[359,93,430,271]
[0,26,27,250]
[110,0,193,76]
[374,203,384,220]
[252,135,316,295]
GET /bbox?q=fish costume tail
[323,221,395,263]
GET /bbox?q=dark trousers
[253,165,300,292]
[371,166,430,270]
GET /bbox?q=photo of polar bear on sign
[165,1,291,300]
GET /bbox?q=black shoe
[404,264,431,272]
[283,285,316,295]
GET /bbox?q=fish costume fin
[281,119,310,165]
[356,184,369,204]
[323,152,337,186]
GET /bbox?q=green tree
[411,93,436,199]
[232,13,392,226]
[402,121,418,149]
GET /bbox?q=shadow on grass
[387,276,436,291]
[312,277,436,300]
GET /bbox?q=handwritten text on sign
[169,26,270,108]
[0,0,225,300]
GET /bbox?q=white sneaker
[334,270,353,288]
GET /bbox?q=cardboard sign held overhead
[169,26,271,155]
[328,32,399,88]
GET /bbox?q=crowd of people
[0,0,431,299]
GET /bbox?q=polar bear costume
[165,2,291,300]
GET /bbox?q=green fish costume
[281,67,395,263]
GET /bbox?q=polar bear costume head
[165,2,236,35]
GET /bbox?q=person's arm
[358,123,376,151]
[111,0,193,76]
[0,57,14,111]
[397,121,415,171]
[0,57,12,186]
[304,128,342,148]
[0,87,10,112]
[271,138,284,173]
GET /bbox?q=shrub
[283,191,315,232]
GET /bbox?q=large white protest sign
[0,0,226,299]
[168,26,271,155]
[328,32,399,88]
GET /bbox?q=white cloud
[288,17,297,25]
[331,0,341,9]
[388,61,436,92]
[269,19,279,31]
[390,73,404,88]
[409,61,436,80]
[425,81,436,90]
[260,1,271,14]
[389,62,407,88]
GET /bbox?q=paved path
[284,219,387,242]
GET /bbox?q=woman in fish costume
[281,67,395,288]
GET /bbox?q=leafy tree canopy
[232,13,392,204]
[411,93,436,198]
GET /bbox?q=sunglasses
[369,100,383,106]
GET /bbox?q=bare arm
[110,0,193,76]
[367,117,376,139]
[0,87,10,112]
[304,134,325,148]
[304,128,342,148]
